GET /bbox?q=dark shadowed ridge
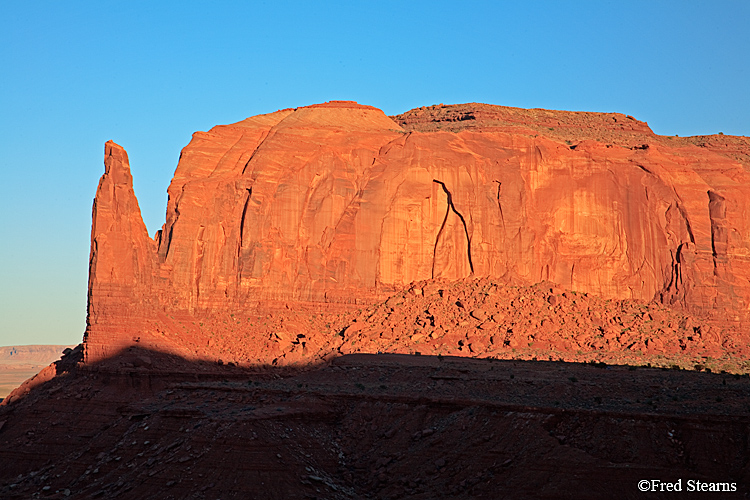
[1,345,749,499]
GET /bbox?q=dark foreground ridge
[1,346,748,499]
[4,101,750,499]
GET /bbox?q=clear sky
[1,1,748,346]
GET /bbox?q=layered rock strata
[84,101,750,362]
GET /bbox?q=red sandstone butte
[84,101,750,363]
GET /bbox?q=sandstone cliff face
[85,142,179,362]
[84,101,750,361]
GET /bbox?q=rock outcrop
[85,142,177,361]
[83,101,750,362]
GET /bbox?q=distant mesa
[0,345,75,365]
[0,345,75,399]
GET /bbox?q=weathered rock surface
[84,101,750,363]
[4,102,750,498]
[84,141,158,362]
[85,142,196,362]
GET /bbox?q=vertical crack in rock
[708,190,728,268]
[194,226,205,306]
[241,136,265,175]
[432,180,474,276]
[674,242,685,287]
[570,263,575,288]
[493,180,505,229]
[676,203,696,244]
[159,201,181,262]
[665,250,676,292]
[163,225,175,261]
[237,188,253,280]
[239,188,253,249]
[431,186,451,279]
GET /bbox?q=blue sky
[1,1,748,346]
